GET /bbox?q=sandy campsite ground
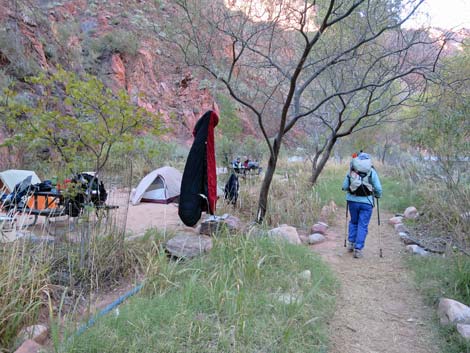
[125,202,189,236]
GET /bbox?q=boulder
[165,234,212,259]
[199,214,242,236]
[404,206,419,220]
[388,216,403,225]
[268,225,301,245]
[308,233,325,244]
[311,222,328,235]
[399,232,417,245]
[438,298,470,324]
[19,324,48,344]
[14,339,42,353]
[221,214,242,232]
[394,223,409,234]
[199,220,221,236]
[457,324,470,340]
[405,244,428,256]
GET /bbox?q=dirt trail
[311,208,439,353]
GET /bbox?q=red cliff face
[0,0,257,144]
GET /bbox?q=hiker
[342,152,382,258]
[232,157,242,174]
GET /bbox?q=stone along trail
[311,209,440,353]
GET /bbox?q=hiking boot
[353,249,363,259]
[347,242,355,252]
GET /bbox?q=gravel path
[311,209,440,353]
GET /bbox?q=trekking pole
[377,198,382,258]
[344,202,348,247]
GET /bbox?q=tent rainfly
[0,169,41,193]
[131,166,182,205]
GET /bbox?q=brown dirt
[311,208,440,353]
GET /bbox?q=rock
[438,298,470,324]
[399,232,417,245]
[199,214,242,236]
[199,220,221,236]
[457,324,470,339]
[311,222,328,235]
[308,233,325,244]
[14,339,42,353]
[394,223,409,234]
[221,214,242,232]
[165,234,212,259]
[388,216,403,225]
[404,206,419,219]
[19,325,48,344]
[267,225,301,245]
[299,270,311,281]
[405,244,428,256]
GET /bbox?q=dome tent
[0,169,41,193]
[131,166,182,205]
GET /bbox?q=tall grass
[407,254,470,353]
[65,234,338,353]
[0,241,49,350]
[0,234,148,352]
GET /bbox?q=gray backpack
[349,156,373,196]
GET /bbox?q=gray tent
[131,166,182,205]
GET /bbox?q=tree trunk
[381,138,390,164]
[310,139,336,185]
[256,138,281,223]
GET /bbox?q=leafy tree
[171,0,446,221]
[2,67,162,176]
[408,42,470,187]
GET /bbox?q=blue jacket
[342,168,382,205]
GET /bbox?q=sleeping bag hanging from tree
[178,110,219,226]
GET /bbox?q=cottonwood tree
[172,0,447,222]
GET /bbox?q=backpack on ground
[348,154,374,197]
[224,173,239,205]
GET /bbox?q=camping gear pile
[0,170,109,226]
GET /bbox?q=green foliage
[216,93,242,139]
[407,43,470,188]
[407,255,470,353]
[3,67,162,174]
[65,235,337,352]
[110,137,189,178]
